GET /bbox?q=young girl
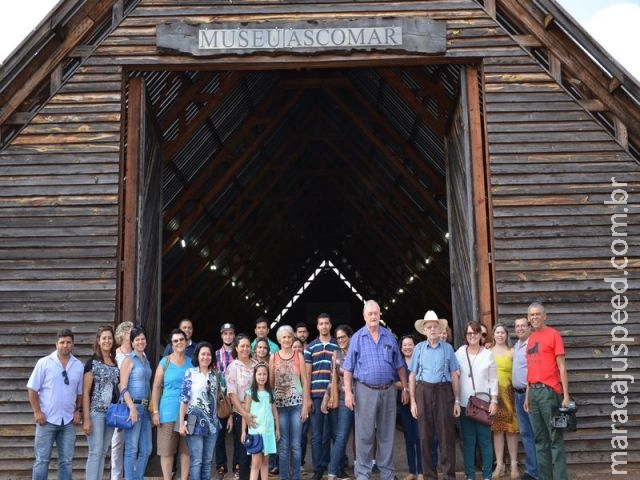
[241,363,279,480]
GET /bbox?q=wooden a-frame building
[0,0,638,477]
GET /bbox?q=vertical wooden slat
[121,77,143,326]
[466,65,495,329]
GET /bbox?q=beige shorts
[157,422,188,456]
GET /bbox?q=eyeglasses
[172,338,186,344]
[466,331,479,337]
[336,335,348,341]
[62,370,69,385]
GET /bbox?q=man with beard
[215,323,237,480]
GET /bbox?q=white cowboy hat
[414,310,447,333]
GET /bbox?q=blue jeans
[398,402,424,475]
[515,391,539,479]
[187,433,218,480]
[86,411,115,480]
[328,400,354,476]
[460,407,493,479]
[278,404,302,480]
[301,417,310,466]
[124,405,152,480]
[33,421,76,480]
[310,397,333,472]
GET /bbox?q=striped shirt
[304,338,338,398]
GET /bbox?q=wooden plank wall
[483,54,640,465]
[0,62,123,478]
[0,0,638,476]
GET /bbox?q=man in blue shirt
[409,311,460,480]
[344,300,408,480]
[27,329,84,480]
[512,317,538,480]
[305,313,339,480]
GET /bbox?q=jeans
[187,433,218,480]
[111,427,124,480]
[328,400,354,476]
[398,402,424,475]
[86,411,115,480]
[124,405,152,480]
[310,397,332,472]
[515,391,539,479]
[301,417,310,466]
[278,404,303,480]
[528,387,568,480]
[460,407,493,479]
[33,421,76,480]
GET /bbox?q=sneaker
[233,464,240,480]
[338,469,350,479]
[269,466,279,475]
[312,471,324,480]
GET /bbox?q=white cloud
[583,3,640,81]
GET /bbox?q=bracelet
[454,400,460,404]
[152,411,159,415]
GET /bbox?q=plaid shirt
[343,325,404,386]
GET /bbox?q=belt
[514,387,526,394]
[417,380,451,386]
[529,383,548,389]
[132,399,149,405]
[361,382,393,390]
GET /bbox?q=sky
[0,0,639,81]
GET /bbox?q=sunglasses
[336,335,348,341]
[62,370,69,385]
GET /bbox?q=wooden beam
[121,77,144,327]
[162,88,304,255]
[466,66,495,328]
[324,86,447,225]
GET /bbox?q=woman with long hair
[490,323,520,479]
[456,321,499,480]
[119,325,153,480]
[83,325,119,480]
[150,328,191,480]
[270,325,310,480]
[178,341,221,480]
[111,321,133,480]
[321,324,355,480]
[225,334,257,480]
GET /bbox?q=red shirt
[526,326,565,394]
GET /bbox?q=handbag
[327,356,339,410]
[106,390,133,430]
[465,347,494,426]
[244,432,264,454]
[216,370,232,419]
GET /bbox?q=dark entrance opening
[121,64,492,352]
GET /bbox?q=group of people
[26,300,570,480]
[396,302,570,480]
[27,320,222,480]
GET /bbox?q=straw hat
[414,310,447,333]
